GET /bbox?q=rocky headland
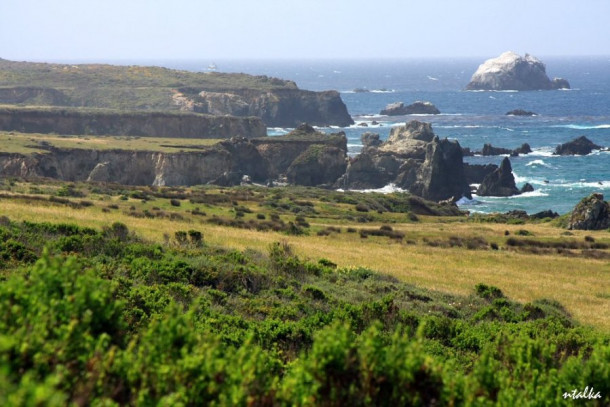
[0,59,353,128]
[336,121,471,202]
[465,52,570,91]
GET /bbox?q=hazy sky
[2,0,609,61]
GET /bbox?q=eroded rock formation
[477,157,521,197]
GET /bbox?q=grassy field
[1,178,608,332]
[0,131,223,154]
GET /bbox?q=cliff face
[186,88,353,127]
[0,106,266,139]
[0,130,347,187]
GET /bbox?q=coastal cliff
[0,127,347,187]
[0,106,266,139]
[0,59,353,128]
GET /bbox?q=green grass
[1,179,609,332]
[0,59,298,111]
[0,131,223,154]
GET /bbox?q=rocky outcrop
[466,52,570,91]
[554,136,602,155]
[380,101,440,116]
[337,121,471,201]
[477,157,520,196]
[568,193,610,230]
[506,109,537,116]
[252,124,347,178]
[378,120,435,158]
[286,145,347,186]
[0,106,266,139]
[409,137,471,202]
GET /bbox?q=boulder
[520,183,535,193]
[380,101,440,116]
[466,52,570,91]
[477,157,520,196]
[506,109,537,116]
[568,193,610,230]
[554,136,602,155]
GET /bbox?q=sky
[1,0,610,62]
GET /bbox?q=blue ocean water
[161,58,610,214]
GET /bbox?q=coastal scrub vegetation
[0,178,609,405]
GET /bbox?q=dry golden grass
[2,195,609,332]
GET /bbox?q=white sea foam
[337,183,407,194]
[456,196,480,205]
[427,76,439,81]
[370,89,395,93]
[525,159,556,169]
[552,124,610,130]
[528,148,554,157]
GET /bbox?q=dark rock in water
[482,144,512,156]
[506,109,537,116]
[410,137,471,202]
[474,143,532,157]
[520,183,535,193]
[357,122,368,127]
[353,88,370,93]
[466,51,570,91]
[286,145,347,187]
[361,132,382,149]
[463,163,498,184]
[530,210,559,220]
[551,78,571,90]
[568,193,610,230]
[554,136,602,155]
[380,101,440,116]
[514,143,532,155]
[477,157,520,196]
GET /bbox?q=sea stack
[466,52,570,91]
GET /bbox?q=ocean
[158,57,610,215]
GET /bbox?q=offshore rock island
[466,51,570,91]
